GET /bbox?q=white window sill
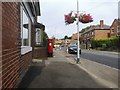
[21,46,32,55]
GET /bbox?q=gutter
[21,0,41,23]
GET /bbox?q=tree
[68,36,72,39]
[43,32,48,47]
[64,35,68,40]
[81,26,91,33]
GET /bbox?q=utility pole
[76,0,80,63]
[64,0,93,63]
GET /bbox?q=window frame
[35,28,44,46]
[20,4,32,55]
[117,26,120,31]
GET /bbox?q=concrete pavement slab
[18,50,115,89]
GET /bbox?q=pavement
[17,49,118,89]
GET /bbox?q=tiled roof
[82,25,110,34]
[94,25,110,30]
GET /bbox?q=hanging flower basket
[65,11,77,25]
[65,16,76,24]
[79,14,93,23]
[64,12,93,25]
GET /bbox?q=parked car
[67,44,81,54]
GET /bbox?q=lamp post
[64,0,93,63]
[76,0,80,63]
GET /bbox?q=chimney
[100,20,104,29]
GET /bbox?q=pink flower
[64,12,93,25]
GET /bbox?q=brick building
[110,19,120,37]
[71,32,82,44]
[0,1,43,88]
[81,20,110,49]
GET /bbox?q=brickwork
[33,47,47,59]
[95,30,110,40]
[71,33,82,44]
[2,2,21,88]
[20,52,32,75]
[0,1,2,89]
[31,24,35,57]
[110,19,120,36]
[1,2,33,88]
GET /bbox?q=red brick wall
[0,2,2,89]
[20,52,32,75]
[110,20,120,36]
[2,2,32,88]
[95,30,110,40]
[33,47,47,59]
[31,24,35,57]
[2,2,21,88]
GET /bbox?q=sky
[38,0,119,39]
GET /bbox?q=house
[0,1,46,88]
[81,20,110,49]
[33,23,48,59]
[71,32,82,44]
[110,19,120,37]
[53,39,62,48]
[64,39,71,45]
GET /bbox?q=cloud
[38,0,118,39]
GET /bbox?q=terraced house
[0,0,47,88]
[81,19,120,49]
[81,20,110,49]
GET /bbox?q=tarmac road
[18,50,113,88]
[80,50,118,69]
[62,46,119,69]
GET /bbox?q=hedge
[90,36,119,50]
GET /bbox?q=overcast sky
[38,0,119,39]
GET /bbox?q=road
[81,50,118,69]
[18,50,109,88]
[61,47,119,69]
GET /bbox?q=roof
[35,1,41,16]
[23,23,45,30]
[35,23,45,30]
[82,24,110,34]
[21,0,41,17]
[110,19,120,28]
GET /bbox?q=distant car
[68,44,81,54]
[61,45,64,47]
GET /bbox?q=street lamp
[76,0,80,63]
[64,0,93,64]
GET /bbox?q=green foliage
[68,36,72,39]
[81,29,85,33]
[90,36,119,50]
[102,43,107,50]
[43,32,48,47]
[64,35,68,40]
[81,26,91,33]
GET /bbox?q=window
[35,28,43,46]
[20,5,32,55]
[117,26,120,31]
[91,31,94,35]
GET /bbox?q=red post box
[48,38,53,57]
